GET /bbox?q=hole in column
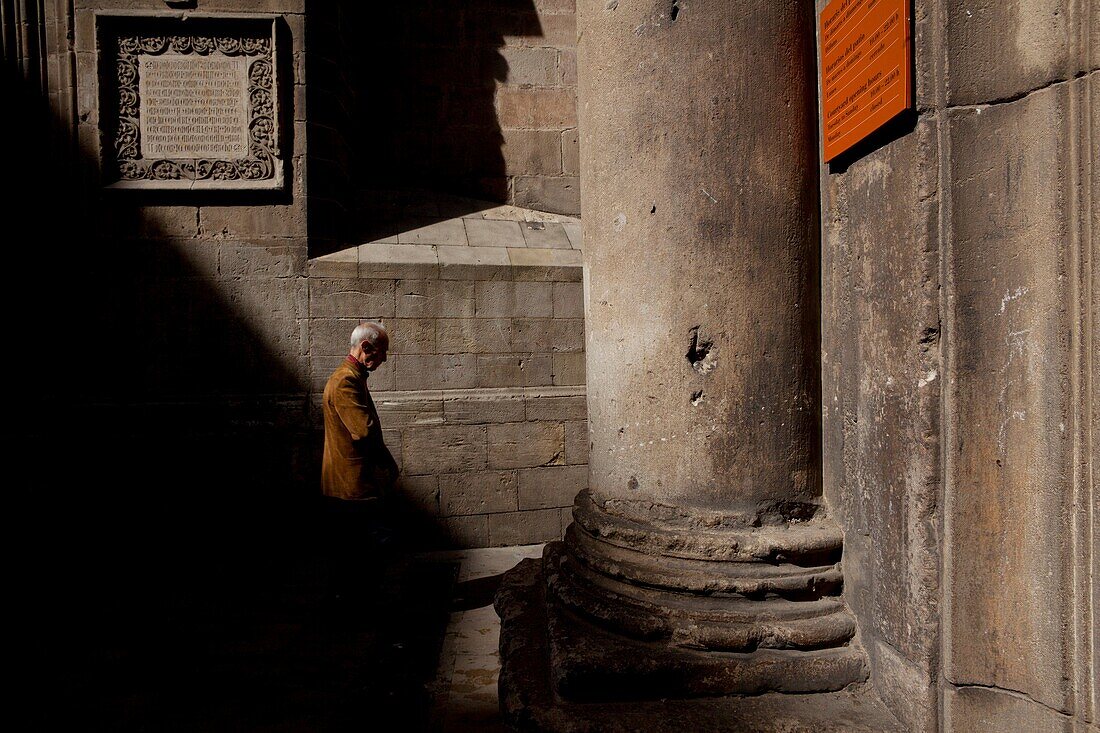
[686,326,716,374]
[670,0,680,21]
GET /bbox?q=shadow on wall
[8,57,451,728]
[308,0,543,254]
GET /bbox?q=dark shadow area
[451,572,508,611]
[6,49,456,730]
[306,0,542,256]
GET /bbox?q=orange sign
[820,0,911,161]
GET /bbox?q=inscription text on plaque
[139,55,249,159]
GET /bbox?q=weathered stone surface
[514,176,581,216]
[397,218,468,246]
[523,390,586,422]
[476,281,554,318]
[511,318,584,353]
[488,421,564,469]
[442,514,489,548]
[365,359,396,392]
[943,686,1074,733]
[552,352,586,386]
[395,474,439,516]
[501,131,566,178]
[943,0,1085,106]
[498,89,577,128]
[819,115,942,732]
[488,509,563,546]
[508,247,583,279]
[201,204,305,238]
[396,279,476,319]
[220,243,307,279]
[561,220,582,250]
[221,277,307,323]
[309,249,357,278]
[564,420,589,465]
[443,388,527,424]
[552,281,583,318]
[357,243,439,280]
[309,318,365,356]
[394,354,478,390]
[310,355,349,392]
[440,470,519,516]
[561,128,579,175]
[436,318,513,354]
[518,465,587,510]
[532,12,577,48]
[865,638,936,733]
[500,47,560,87]
[476,354,555,388]
[372,391,444,428]
[309,278,395,319]
[385,318,437,354]
[521,222,571,249]
[945,81,1080,713]
[549,604,866,699]
[401,424,487,475]
[535,0,576,13]
[464,218,527,249]
[437,245,512,281]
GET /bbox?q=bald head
[349,321,389,371]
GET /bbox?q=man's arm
[333,377,374,441]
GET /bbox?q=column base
[496,554,902,733]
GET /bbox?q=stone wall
[316,0,580,221]
[310,215,587,548]
[66,0,312,501]
[818,1,1097,730]
[34,0,586,556]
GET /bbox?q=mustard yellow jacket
[321,358,398,500]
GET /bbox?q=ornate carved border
[100,16,282,190]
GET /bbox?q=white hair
[350,321,389,350]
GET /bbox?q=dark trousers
[321,496,398,607]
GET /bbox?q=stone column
[498,0,867,709]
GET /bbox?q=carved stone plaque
[99,15,282,190]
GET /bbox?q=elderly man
[321,322,400,616]
[322,321,398,501]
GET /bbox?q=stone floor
[425,544,546,733]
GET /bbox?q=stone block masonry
[818,1,1096,730]
[310,210,588,548]
[379,387,586,548]
[344,0,581,216]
